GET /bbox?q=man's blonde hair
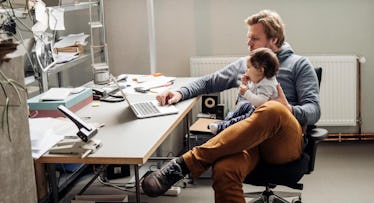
[245,10,285,48]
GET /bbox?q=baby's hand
[241,74,249,85]
[239,84,248,95]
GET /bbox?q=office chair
[244,67,328,203]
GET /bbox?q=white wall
[104,0,374,132]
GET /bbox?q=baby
[209,47,279,134]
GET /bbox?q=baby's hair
[247,47,279,78]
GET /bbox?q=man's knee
[211,156,252,183]
[256,100,289,119]
[211,160,230,181]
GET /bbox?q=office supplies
[28,87,93,118]
[93,63,110,85]
[40,88,71,101]
[49,105,101,158]
[57,105,97,142]
[133,75,176,93]
[117,74,128,81]
[111,75,179,118]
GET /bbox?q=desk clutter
[29,105,101,158]
[28,87,93,118]
[47,105,101,158]
[49,138,101,158]
[87,74,176,102]
[27,74,177,159]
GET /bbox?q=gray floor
[59,141,374,203]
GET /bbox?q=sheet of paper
[54,52,80,64]
[40,88,72,101]
[32,1,48,33]
[29,118,77,159]
[134,76,176,90]
[48,7,65,30]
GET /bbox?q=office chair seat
[244,152,309,190]
[244,127,327,203]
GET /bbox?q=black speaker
[202,95,218,114]
[215,104,225,120]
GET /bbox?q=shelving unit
[89,0,110,85]
[36,0,105,92]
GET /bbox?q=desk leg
[134,164,141,203]
[46,164,58,203]
[185,112,191,150]
[78,165,108,195]
[185,112,194,184]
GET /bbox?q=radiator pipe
[327,133,374,141]
[357,58,362,138]
[328,133,374,137]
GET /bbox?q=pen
[163,81,174,87]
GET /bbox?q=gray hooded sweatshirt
[179,42,320,126]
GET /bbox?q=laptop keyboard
[133,101,161,116]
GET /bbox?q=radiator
[190,55,359,127]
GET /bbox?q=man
[141,9,320,203]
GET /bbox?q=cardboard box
[28,88,92,118]
[55,44,84,55]
[72,194,128,203]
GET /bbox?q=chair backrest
[315,67,322,87]
[304,67,323,173]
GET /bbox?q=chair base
[245,185,302,203]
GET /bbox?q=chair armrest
[305,127,328,173]
[310,128,328,142]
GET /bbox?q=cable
[97,176,136,193]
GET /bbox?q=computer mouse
[117,74,128,81]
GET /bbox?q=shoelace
[161,161,184,183]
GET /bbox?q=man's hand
[156,90,182,106]
[273,84,293,113]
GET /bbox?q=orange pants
[183,101,303,203]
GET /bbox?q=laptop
[111,75,179,118]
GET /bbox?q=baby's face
[246,61,264,83]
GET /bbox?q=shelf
[48,53,91,75]
[49,1,98,12]
[0,8,28,18]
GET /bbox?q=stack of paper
[53,33,89,63]
[29,118,77,158]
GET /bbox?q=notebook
[111,76,179,118]
[40,88,71,101]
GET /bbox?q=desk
[35,77,198,203]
